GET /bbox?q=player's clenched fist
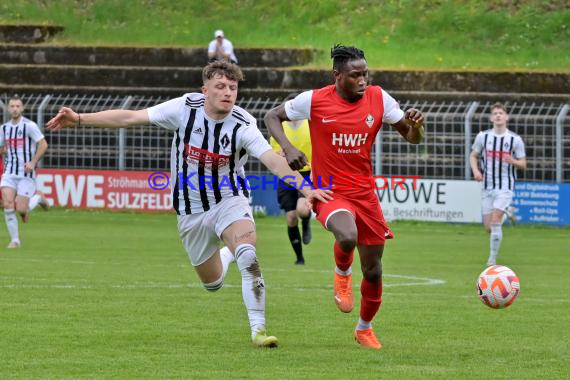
[405,108,424,128]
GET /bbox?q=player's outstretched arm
[47,107,150,131]
[259,150,332,204]
[264,104,308,171]
[391,108,425,144]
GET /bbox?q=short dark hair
[202,61,244,83]
[331,44,366,71]
[9,95,23,103]
[491,102,508,113]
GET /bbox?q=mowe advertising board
[376,178,482,223]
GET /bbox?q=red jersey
[285,84,404,196]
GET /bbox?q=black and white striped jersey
[148,93,272,215]
[472,129,526,191]
[0,117,44,178]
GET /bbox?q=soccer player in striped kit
[47,61,332,348]
[470,103,526,266]
[1,95,48,248]
[265,45,425,349]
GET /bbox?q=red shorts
[313,191,393,245]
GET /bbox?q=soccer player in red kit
[264,45,425,349]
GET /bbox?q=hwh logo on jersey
[331,133,368,147]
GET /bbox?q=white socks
[335,266,352,276]
[203,246,235,292]
[488,223,503,265]
[203,275,224,292]
[4,209,19,243]
[202,244,266,338]
[235,243,266,337]
[29,194,41,211]
[220,246,234,278]
[356,317,372,331]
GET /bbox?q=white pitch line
[265,268,446,287]
[0,272,446,290]
[0,257,96,265]
[0,284,93,289]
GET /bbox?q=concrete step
[0,44,315,67]
[0,25,64,43]
[1,64,569,94]
[0,83,300,99]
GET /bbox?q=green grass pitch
[1,209,568,379]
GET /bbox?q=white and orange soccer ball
[477,265,520,309]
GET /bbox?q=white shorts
[0,174,36,197]
[177,195,255,266]
[481,189,513,215]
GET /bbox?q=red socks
[334,241,354,272]
[334,240,383,323]
[360,278,383,322]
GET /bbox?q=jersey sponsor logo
[365,114,374,128]
[485,150,511,159]
[5,138,25,147]
[185,145,230,167]
[322,117,336,123]
[331,132,369,147]
[193,127,204,135]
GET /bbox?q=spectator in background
[208,30,238,64]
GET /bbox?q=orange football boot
[354,328,382,350]
[334,272,354,313]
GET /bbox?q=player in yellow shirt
[269,119,312,264]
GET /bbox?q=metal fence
[2,93,569,183]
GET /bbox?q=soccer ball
[476,265,520,309]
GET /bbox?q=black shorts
[277,171,311,212]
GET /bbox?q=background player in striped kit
[470,103,527,266]
[269,119,313,265]
[46,61,332,348]
[1,95,48,248]
[0,150,49,213]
